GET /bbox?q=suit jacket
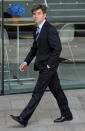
[24,20,62,71]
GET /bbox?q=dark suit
[20,20,72,121]
[24,20,61,70]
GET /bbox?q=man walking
[10,4,73,127]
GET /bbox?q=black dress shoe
[54,115,73,123]
[10,115,28,127]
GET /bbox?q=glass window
[0,1,2,94]
[1,0,85,95]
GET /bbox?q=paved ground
[0,89,85,131]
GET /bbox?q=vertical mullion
[1,0,4,95]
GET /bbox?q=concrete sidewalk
[0,89,85,131]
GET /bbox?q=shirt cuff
[47,65,51,68]
[24,61,27,65]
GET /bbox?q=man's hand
[19,62,27,72]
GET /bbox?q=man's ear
[44,13,46,18]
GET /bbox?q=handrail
[49,15,85,18]
[2,0,33,1]
[48,3,85,5]
[48,9,85,11]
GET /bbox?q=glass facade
[0,0,85,95]
[0,2,2,94]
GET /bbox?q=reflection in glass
[0,0,85,95]
[58,23,85,89]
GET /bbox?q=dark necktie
[36,26,40,42]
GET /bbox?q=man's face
[32,9,46,25]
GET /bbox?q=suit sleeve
[47,26,62,67]
[24,41,37,65]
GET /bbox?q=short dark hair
[32,4,47,14]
